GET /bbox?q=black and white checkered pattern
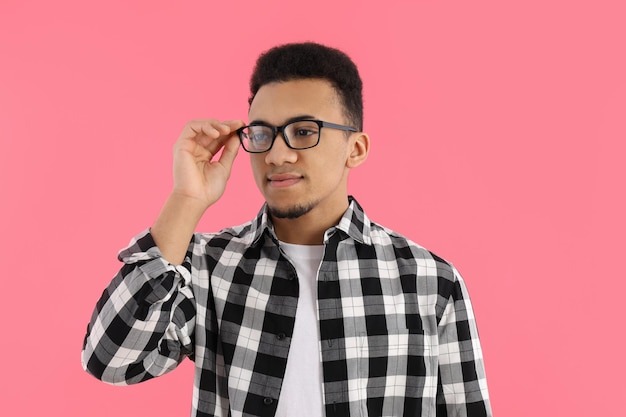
[82,197,491,416]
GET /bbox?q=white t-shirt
[275,241,325,417]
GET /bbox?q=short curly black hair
[249,42,363,131]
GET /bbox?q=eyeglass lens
[240,120,321,152]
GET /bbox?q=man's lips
[267,173,303,188]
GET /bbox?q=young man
[82,42,492,417]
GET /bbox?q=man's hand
[172,119,245,208]
[151,119,245,265]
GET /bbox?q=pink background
[1,0,624,415]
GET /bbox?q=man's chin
[268,202,316,219]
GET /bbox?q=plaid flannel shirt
[82,197,492,416]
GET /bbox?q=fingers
[178,119,246,155]
[184,120,230,143]
[213,121,245,172]
[217,135,241,172]
[221,119,246,130]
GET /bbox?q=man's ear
[347,132,370,168]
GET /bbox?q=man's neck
[271,200,349,245]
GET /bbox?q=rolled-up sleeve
[81,230,196,385]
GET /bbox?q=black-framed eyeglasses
[237,119,357,153]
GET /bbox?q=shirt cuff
[117,228,192,286]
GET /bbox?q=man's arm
[81,119,244,384]
[436,266,492,416]
[81,232,198,384]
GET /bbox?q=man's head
[245,43,369,237]
[249,42,363,131]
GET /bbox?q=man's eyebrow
[249,114,317,126]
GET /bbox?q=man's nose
[264,133,298,165]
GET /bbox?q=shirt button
[276,333,286,340]
[263,397,274,405]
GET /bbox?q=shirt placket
[317,234,361,417]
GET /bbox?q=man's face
[247,78,355,220]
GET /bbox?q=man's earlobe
[347,133,370,168]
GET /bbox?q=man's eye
[294,129,316,137]
[252,133,271,142]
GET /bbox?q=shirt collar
[249,196,373,247]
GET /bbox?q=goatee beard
[268,202,316,219]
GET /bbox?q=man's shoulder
[368,221,456,280]
[195,217,262,248]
